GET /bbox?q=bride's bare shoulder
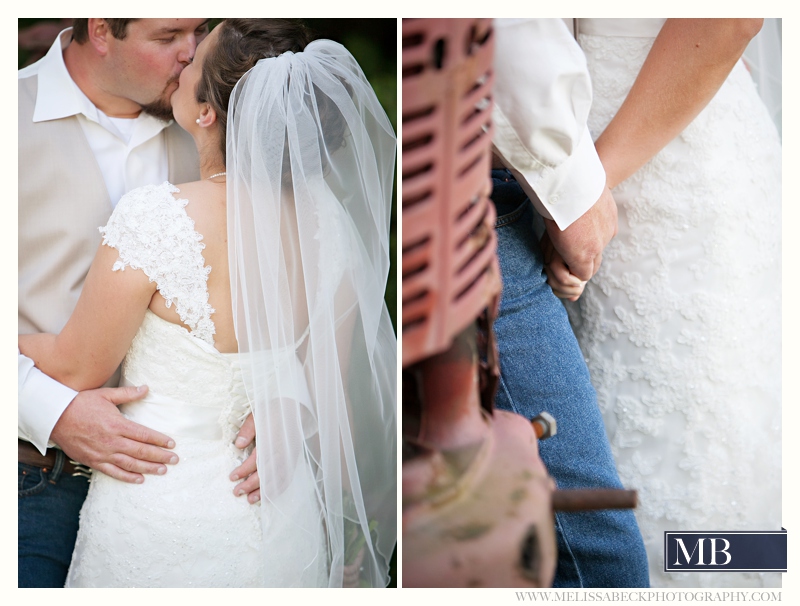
[170,179,210,201]
[170,180,225,210]
[170,180,227,239]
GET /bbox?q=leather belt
[18,439,92,478]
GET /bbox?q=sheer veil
[742,17,782,138]
[226,39,397,587]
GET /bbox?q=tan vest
[18,74,200,339]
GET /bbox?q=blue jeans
[491,170,649,588]
[18,449,89,588]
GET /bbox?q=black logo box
[664,530,787,572]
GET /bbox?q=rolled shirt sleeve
[19,351,77,454]
[492,18,606,230]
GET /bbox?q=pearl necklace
[207,172,227,180]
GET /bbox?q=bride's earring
[196,106,216,129]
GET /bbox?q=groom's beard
[139,75,179,122]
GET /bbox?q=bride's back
[147,179,237,353]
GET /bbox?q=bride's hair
[197,19,314,163]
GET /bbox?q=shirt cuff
[494,125,606,230]
[18,353,77,454]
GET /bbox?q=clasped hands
[541,185,617,301]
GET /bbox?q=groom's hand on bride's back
[50,385,179,484]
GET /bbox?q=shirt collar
[32,28,92,123]
[31,27,173,139]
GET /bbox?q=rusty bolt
[531,411,557,440]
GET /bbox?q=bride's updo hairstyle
[196,19,313,163]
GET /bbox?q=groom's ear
[198,104,217,129]
[88,18,111,56]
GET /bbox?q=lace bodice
[99,182,216,345]
[121,311,251,445]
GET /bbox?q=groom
[489,19,649,587]
[18,18,217,587]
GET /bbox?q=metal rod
[552,489,637,512]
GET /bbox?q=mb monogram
[664,531,787,573]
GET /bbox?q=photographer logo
[664,530,786,573]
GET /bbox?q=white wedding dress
[569,19,782,588]
[64,183,326,587]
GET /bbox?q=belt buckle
[69,460,93,479]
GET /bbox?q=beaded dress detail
[568,19,782,588]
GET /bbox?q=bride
[18,18,396,588]
[547,19,781,587]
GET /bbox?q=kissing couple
[19,18,396,588]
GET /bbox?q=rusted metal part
[476,304,500,415]
[412,324,488,450]
[401,18,557,588]
[531,412,557,440]
[403,323,556,587]
[552,489,638,512]
[403,408,557,588]
[402,18,501,367]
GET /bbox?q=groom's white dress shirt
[19,29,171,207]
[491,18,606,230]
[18,28,193,454]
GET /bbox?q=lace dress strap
[99,182,216,345]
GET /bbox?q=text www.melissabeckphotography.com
[515,591,782,602]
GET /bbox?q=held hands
[543,185,617,282]
[541,185,618,300]
[541,231,587,301]
[50,385,179,483]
